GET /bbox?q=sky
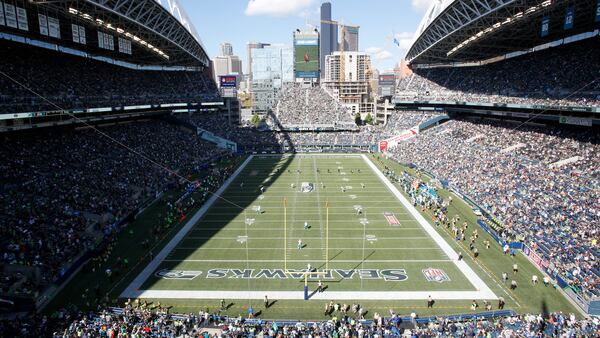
[179,0,435,73]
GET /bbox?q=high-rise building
[322,51,373,115]
[220,42,233,56]
[246,42,270,83]
[213,56,230,82]
[324,51,371,82]
[319,2,337,78]
[212,43,243,88]
[228,56,243,74]
[250,45,294,113]
[342,26,359,52]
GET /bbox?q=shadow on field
[315,250,376,283]
[140,110,299,294]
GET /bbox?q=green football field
[123,154,493,300]
[49,153,580,319]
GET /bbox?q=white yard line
[189,220,415,224]
[219,190,401,193]
[312,156,327,262]
[120,155,254,298]
[361,154,497,300]
[203,212,407,215]
[129,290,490,300]
[161,259,452,263]
[286,156,304,261]
[209,206,411,209]
[173,247,442,251]
[183,236,432,240]
[189,227,423,231]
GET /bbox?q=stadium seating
[0,119,229,300]
[2,33,599,334]
[396,38,600,107]
[180,111,438,150]
[273,84,355,128]
[3,304,596,337]
[387,118,600,298]
[0,40,218,114]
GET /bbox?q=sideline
[361,154,497,300]
[120,155,254,298]
[125,290,499,300]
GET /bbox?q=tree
[354,112,362,126]
[364,113,374,125]
[250,114,261,127]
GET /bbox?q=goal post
[303,271,328,300]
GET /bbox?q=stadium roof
[22,0,209,67]
[406,0,600,65]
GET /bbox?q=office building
[250,45,294,113]
[220,42,233,56]
[212,43,243,88]
[320,2,338,78]
[342,26,359,51]
[322,51,373,115]
[246,42,270,83]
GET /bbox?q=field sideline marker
[120,155,255,298]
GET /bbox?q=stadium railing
[105,307,516,327]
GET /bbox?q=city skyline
[180,0,433,72]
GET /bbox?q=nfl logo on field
[422,268,451,283]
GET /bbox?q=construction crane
[368,33,396,96]
[373,33,395,73]
[320,19,359,82]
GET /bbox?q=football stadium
[0,0,599,336]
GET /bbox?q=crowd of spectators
[179,111,438,151]
[274,84,355,129]
[3,29,600,336]
[396,37,600,107]
[387,118,600,298]
[378,112,438,140]
[56,309,599,337]
[4,304,596,337]
[0,40,219,114]
[0,119,225,299]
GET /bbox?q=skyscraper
[246,42,270,82]
[212,43,243,88]
[342,26,359,52]
[320,2,337,78]
[220,42,233,56]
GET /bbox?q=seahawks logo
[155,269,202,280]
